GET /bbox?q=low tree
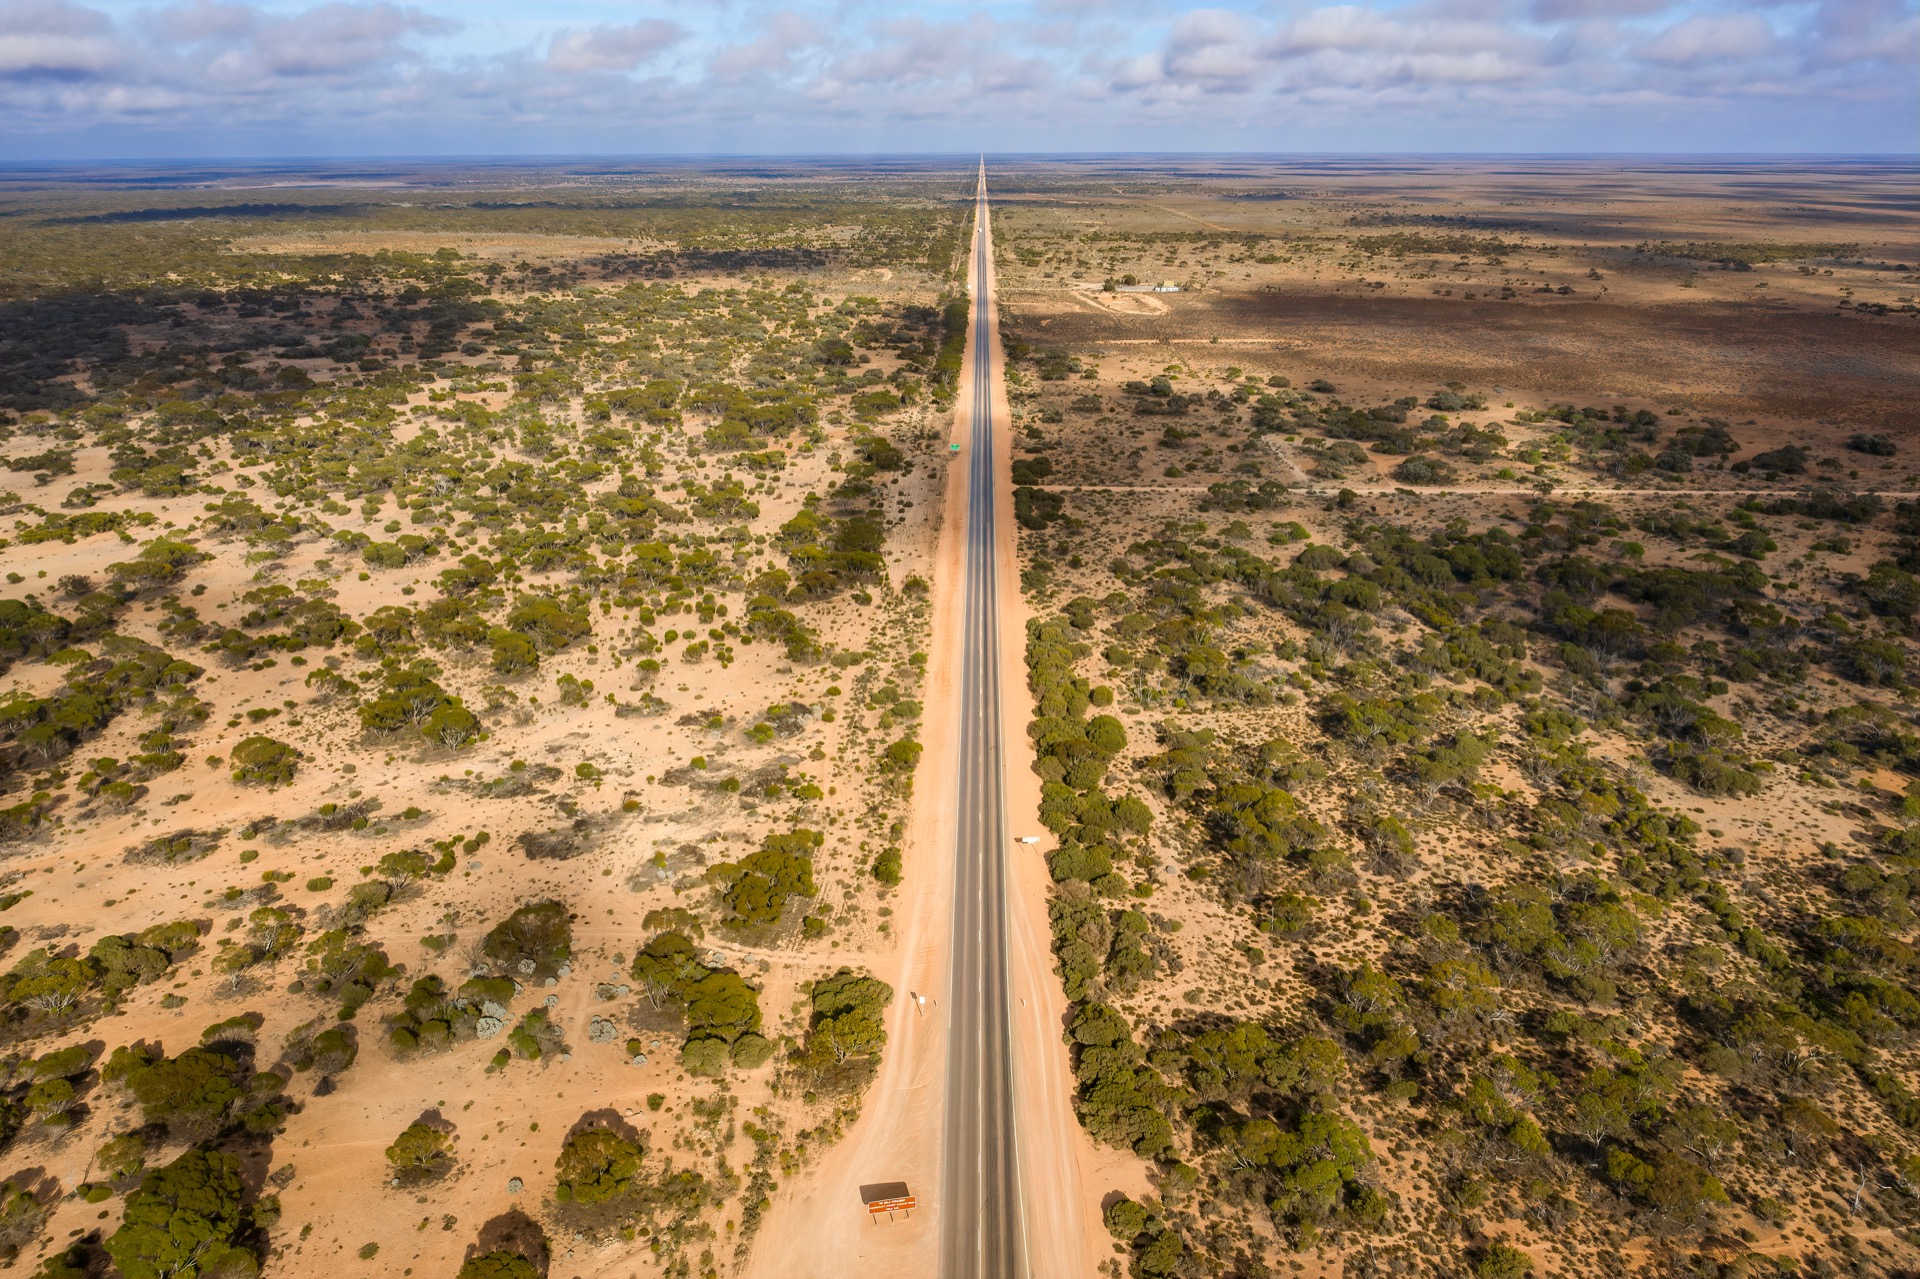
[483,901,571,979]
[31,1242,99,1279]
[1474,1242,1534,1279]
[105,1148,254,1279]
[628,931,765,1075]
[0,1181,46,1262]
[798,968,894,1078]
[386,1120,454,1184]
[229,735,297,785]
[554,1124,644,1207]
[457,1251,539,1279]
[714,831,819,929]
[104,1042,287,1142]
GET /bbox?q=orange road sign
[866,1195,916,1221]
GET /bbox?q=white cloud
[1639,12,1777,66]
[252,4,449,77]
[1163,8,1260,90]
[1807,0,1919,67]
[0,0,106,37]
[1529,0,1673,20]
[147,1,258,45]
[545,18,685,75]
[709,10,817,79]
[0,0,1910,154]
[0,0,119,80]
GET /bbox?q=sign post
[866,1193,916,1222]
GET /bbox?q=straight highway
[938,162,1028,1279]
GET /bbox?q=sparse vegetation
[996,166,1920,1278]
[0,152,1909,1279]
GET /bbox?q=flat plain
[0,153,1918,1279]
[0,158,975,1279]
[986,156,1920,1279]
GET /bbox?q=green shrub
[385,1121,453,1182]
[1474,1242,1534,1279]
[229,735,296,785]
[105,1148,254,1279]
[489,628,539,674]
[1390,455,1458,486]
[796,968,893,1088]
[482,901,571,979]
[554,1125,644,1206]
[458,1251,540,1279]
[712,830,820,928]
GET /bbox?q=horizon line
[2,149,1916,169]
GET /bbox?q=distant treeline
[1635,240,1862,264]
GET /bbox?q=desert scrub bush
[629,930,762,1075]
[1048,893,1161,997]
[105,1148,255,1279]
[358,665,478,746]
[1841,636,1907,687]
[101,1042,288,1142]
[925,295,968,396]
[0,635,204,764]
[795,967,893,1089]
[19,1043,94,1130]
[126,828,223,865]
[1473,1242,1536,1279]
[641,906,703,939]
[745,601,821,662]
[504,595,591,651]
[211,906,300,989]
[229,734,296,785]
[879,736,922,785]
[281,1019,358,1076]
[1012,485,1065,530]
[1200,478,1288,512]
[385,974,515,1053]
[1062,1001,1175,1158]
[0,598,74,673]
[93,1129,148,1186]
[106,538,205,594]
[710,829,821,929]
[483,900,572,979]
[1661,742,1763,797]
[1261,891,1319,940]
[386,1119,455,1184]
[554,1122,644,1206]
[501,1008,566,1064]
[90,920,202,998]
[3,948,111,1020]
[360,534,438,569]
[1010,456,1054,485]
[1390,454,1458,485]
[458,1251,541,1279]
[1466,880,1642,1005]
[372,845,457,893]
[302,930,397,1018]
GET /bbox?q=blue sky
[0,0,1913,158]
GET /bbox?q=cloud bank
[0,0,1912,156]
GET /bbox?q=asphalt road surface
[938,165,1028,1279]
